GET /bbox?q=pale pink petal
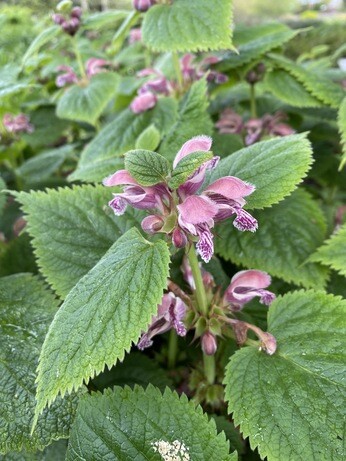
[177,195,218,225]
[103,170,138,187]
[204,176,255,200]
[173,135,213,168]
[130,92,157,114]
[231,270,272,290]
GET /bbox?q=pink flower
[137,292,187,350]
[103,169,169,214]
[3,113,34,134]
[215,108,243,134]
[129,27,142,44]
[180,53,228,84]
[130,92,157,113]
[85,58,109,77]
[224,270,276,311]
[55,65,78,87]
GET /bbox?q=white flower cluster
[151,439,190,461]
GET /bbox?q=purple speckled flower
[3,113,34,134]
[55,65,78,87]
[137,292,187,350]
[224,270,276,311]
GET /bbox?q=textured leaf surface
[160,79,213,161]
[338,97,346,169]
[15,185,142,298]
[22,26,60,65]
[56,73,119,125]
[209,133,313,209]
[34,229,170,420]
[309,223,346,277]
[135,124,161,151]
[70,98,178,182]
[264,69,323,108]
[169,151,213,189]
[270,54,344,108]
[142,0,233,52]
[125,150,171,186]
[0,275,78,454]
[224,290,346,461]
[220,23,299,70]
[0,440,67,461]
[67,386,234,461]
[216,190,327,288]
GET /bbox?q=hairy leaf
[82,10,128,29]
[34,229,170,421]
[338,97,346,169]
[169,150,213,189]
[225,290,346,461]
[0,440,67,461]
[70,98,178,182]
[67,386,234,460]
[309,223,346,277]
[15,185,142,298]
[22,26,60,65]
[135,124,161,151]
[125,149,171,186]
[209,133,313,209]
[216,190,328,288]
[160,79,213,160]
[264,69,323,108]
[142,0,233,52]
[56,73,119,125]
[0,275,78,454]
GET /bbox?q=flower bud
[172,228,187,248]
[71,6,82,18]
[52,13,65,25]
[133,0,156,12]
[141,215,164,234]
[260,332,277,356]
[201,332,217,356]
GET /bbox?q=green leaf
[56,73,119,125]
[92,352,173,391]
[309,223,346,277]
[135,124,161,151]
[67,385,234,460]
[169,150,213,189]
[0,234,37,277]
[220,23,300,70]
[82,10,128,29]
[215,190,328,289]
[209,133,313,210]
[264,69,323,108]
[34,228,170,420]
[22,26,60,65]
[160,79,213,161]
[269,54,345,108]
[0,440,67,461]
[0,274,78,454]
[224,290,346,461]
[15,185,143,298]
[0,177,6,216]
[125,149,171,186]
[338,97,346,170]
[142,0,233,53]
[70,98,178,182]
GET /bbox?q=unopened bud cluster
[53,6,82,36]
[133,0,156,12]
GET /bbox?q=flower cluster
[103,136,258,263]
[216,109,295,145]
[55,58,109,87]
[181,54,228,85]
[3,113,34,134]
[52,6,82,36]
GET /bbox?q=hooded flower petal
[224,269,276,309]
[130,91,157,113]
[177,195,218,232]
[204,176,255,201]
[173,135,213,168]
[103,169,138,187]
[86,58,109,77]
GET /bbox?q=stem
[168,329,178,369]
[173,51,183,91]
[250,83,257,118]
[203,354,216,385]
[72,37,86,79]
[187,245,208,316]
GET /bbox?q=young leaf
[142,0,233,53]
[309,223,346,277]
[69,98,178,182]
[224,290,346,461]
[22,25,60,65]
[34,228,170,421]
[56,73,119,126]
[135,124,161,151]
[216,190,328,289]
[169,150,213,189]
[125,149,171,186]
[160,79,213,160]
[338,97,346,170]
[264,69,323,108]
[15,185,143,298]
[67,385,234,460]
[0,274,78,454]
[82,10,128,29]
[209,133,313,209]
